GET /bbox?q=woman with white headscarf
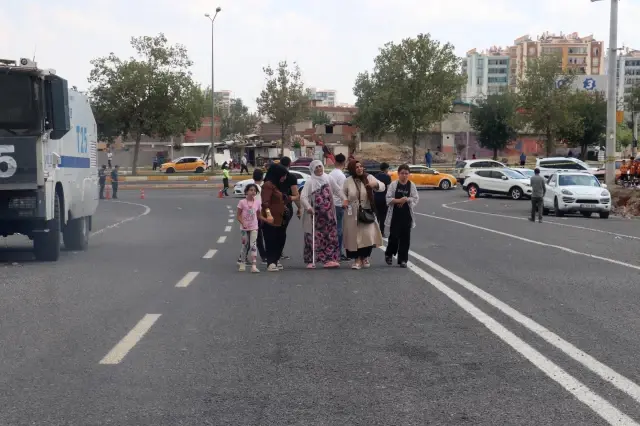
[300,160,346,269]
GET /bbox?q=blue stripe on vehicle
[59,156,91,168]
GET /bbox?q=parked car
[510,168,535,178]
[160,156,207,173]
[462,168,532,200]
[535,157,605,180]
[543,171,611,219]
[291,157,314,167]
[453,159,507,185]
[389,165,457,190]
[233,171,311,196]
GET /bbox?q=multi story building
[616,49,640,108]
[214,90,232,112]
[511,32,604,90]
[461,47,510,102]
[309,88,337,107]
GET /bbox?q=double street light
[205,7,222,151]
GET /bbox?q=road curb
[111,175,250,183]
[119,184,222,190]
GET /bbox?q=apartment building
[309,88,337,107]
[461,47,510,102]
[511,32,604,90]
[616,49,640,108]
[214,90,232,112]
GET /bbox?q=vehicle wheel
[509,186,523,200]
[34,192,61,261]
[554,197,564,217]
[439,179,451,190]
[467,184,479,197]
[63,216,89,251]
[599,212,610,219]
[581,211,593,218]
[166,168,175,174]
[543,207,550,216]
[195,167,204,173]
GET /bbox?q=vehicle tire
[34,192,61,261]
[554,197,564,217]
[439,179,451,190]
[543,207,550,215]
[581,211,593,218]
[63,216,89,251]
[195,167,204,173]
[467,184,479,197]
[166,168,175,174]
[599,212,610,219]
[509,186,523,200]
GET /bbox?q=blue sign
[583,77,596,91]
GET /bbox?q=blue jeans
[335,206,344,255]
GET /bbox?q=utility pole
[205,7,222,165]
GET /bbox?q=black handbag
[355,180,375,224]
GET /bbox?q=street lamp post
[592,0,619,185]
[205,7,222,162]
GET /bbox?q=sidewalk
[109,174,250,183]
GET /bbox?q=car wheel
[166,167,175,174]
[554,197,564,217]
[195,167,204,173]
[599,212,610,219]
[467,184,479,198]
[439,179,451,190]
[581,211,593,218]
[509,186,523,200]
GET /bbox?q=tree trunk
[412,131,418,165]
[580,143,588,160]
[280,123,286,157]
[545,127,553,157]
[132,133,142,176]
[493,148,498,161]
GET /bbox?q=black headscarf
[264,164,289,191]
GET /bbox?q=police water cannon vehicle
[0,57,98,261]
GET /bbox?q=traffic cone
[140,189,145,199]
[218,189,223,198]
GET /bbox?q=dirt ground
[611,188,640,217]
[357,143,448,165]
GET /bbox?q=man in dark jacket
[110,165,119,199]
[374,162,392,236]
[98,165,107,199]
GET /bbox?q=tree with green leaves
[556,91,607,159]
[517,55,576,157]
[353,34,466,163]
[308,109,331,126]
[624,83,640,156]
[201,94,260,140]
[353,72,387,141]
[89,33,204,175]
[470,93,519,160]
[256,61,310,156]
[617,122,633,150]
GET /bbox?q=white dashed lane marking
[203,249,217,259]
[99,314,161,365]
[175,271,199,288]
[217,236,227,243]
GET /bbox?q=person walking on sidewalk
[237,184,264,273]
[529,168,546,223]
[110,165,119,199]
[374,162,392,236]
[384,164,419,268]
[98,165,107,199]
[240,154,249,174]
[328,153,348,260]
[107,151,113,169]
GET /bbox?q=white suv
[462,168,532,200]
[536,157,604,180]
[454,159,506,184]
[543,171,611,219]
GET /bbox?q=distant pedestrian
[374,162,392,236]
[240,154,249,174]
[152,156,158,171]
[472,153,477,160]
[425,149,433,168]
[98,165,107,199]
[107,151,113,169]
[529,168,546,223]
[567,150,573,158]
[301,160,345,269]
[110,165,119,199]
[520,152,526,166]
[221,167,230,196]
[329,153,348,260]
[236,184,264,273]
[384,164,419,268]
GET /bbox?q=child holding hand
[237,184,272,272]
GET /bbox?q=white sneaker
[251,265,260,273]
[267,263,279,272]
[277,262,284,270]
[238,263,246,272]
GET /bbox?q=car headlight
[601,190,609,196]
[561,189,573,195]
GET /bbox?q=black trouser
[222,178,229,195]
[262,223,286,265]
[280,204,293,253]
[240,164,249,174]
[385,225,411,264]
[152,163,157,171]
[111,183,118,199]
[531,197,543,221]
[375,202,388,236]
[99,181,105,199]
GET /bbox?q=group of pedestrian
[98,164,119,199]
[235,153,420,272]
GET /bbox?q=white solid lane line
[224,226,232,232]
[217,236,227,243]
[175,271,199,288]
[442,199,640,241]
[203,249,217,259]
[414,212,640,271]
[91,200,151,237]
[406,249,640,406]
[99,314,161,365]
[402,258,637,425]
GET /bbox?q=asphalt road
[1,187,640,424]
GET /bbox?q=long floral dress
[303,183,340,264]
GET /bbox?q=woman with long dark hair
[260,164,289,272]
[342,159,386,269]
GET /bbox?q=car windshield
[455,161,466,168]
[516,169,535,177]
[0,72,42,133]
[503,169,526,179]
[558,175,600,187]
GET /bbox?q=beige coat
[342,175,386,252]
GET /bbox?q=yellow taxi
[160,156,207,173]
[389,164,457,190]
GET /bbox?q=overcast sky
[1,0,639,111]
